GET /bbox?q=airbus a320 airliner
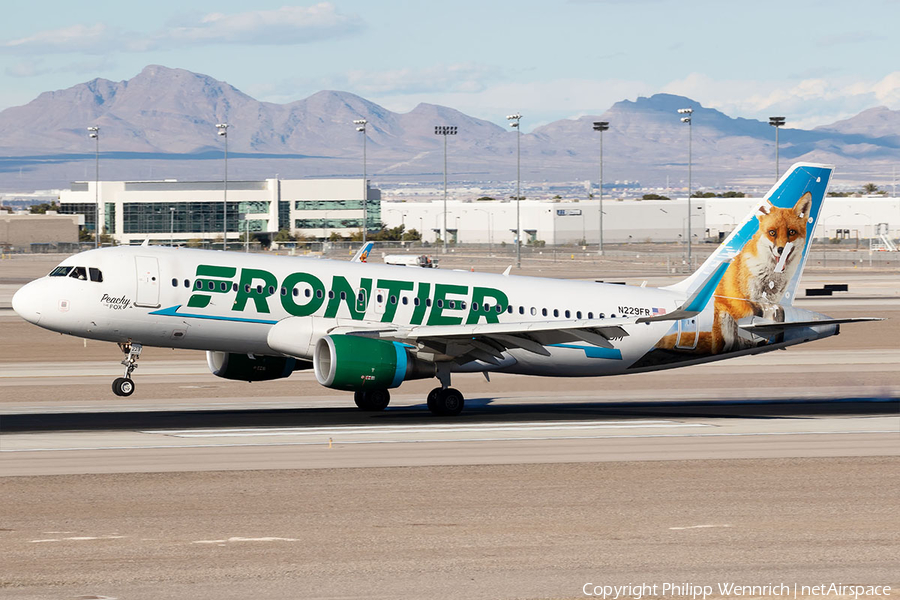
[12,163,879,415]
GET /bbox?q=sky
[0,0,898,131]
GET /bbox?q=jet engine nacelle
[313,334,434,391]
[206,351,311,382]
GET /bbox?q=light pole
[769,117,785,182]
[87,126,100,248]
[216,123,229,250]
[677,108,693,268]
[507,113,522,267]
[434,125,457,253]
[592,121,609,255]
[354,119,368,243]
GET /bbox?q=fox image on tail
[657,191,813,355]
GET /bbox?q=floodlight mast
[87,126,100,248]
[216,123,229,251]
[677,108,693,269]
[507,113,522,267]
[769,117,786,182]
[434,125,457,253]
[592,121,609,255]
[354,119,368,244]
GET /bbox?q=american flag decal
[652,307,666,316]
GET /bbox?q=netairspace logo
[581,582,892,599]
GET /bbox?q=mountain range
[0,65,898,192]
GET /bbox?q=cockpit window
[89,268,103,283]
[69,267,88,280]
[49,266,73,277]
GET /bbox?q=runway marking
[3,430,896,453]
[669,524,732,530]
[192,537,299,544]
[144,420,704,438]
[30,535,126,543]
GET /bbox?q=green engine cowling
[314,334,434,391]
[207,351,311,382]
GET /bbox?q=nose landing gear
[112,342,142,397]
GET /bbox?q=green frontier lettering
[467,287,510,324]
[427,283,468,325]
[233,268,278,313]
[324,276,372,319]
[187,265,236,308]
[280,272,326,317]
[376,279,415,322]
[410,282,430,325]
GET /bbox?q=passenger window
[565,310,571,319]
[293,288,299,297]
[208,281,215,290]
[518,306,524,315]
[184,279,190,288]
[171,278,178,287]
[196,281,203,290]
[390,295,397,305]
[220,282,228,292]
[530,307,537,316]
[587,312,593,319]
[436,299,444,308]
[50,266,73,277]
[472,302,479,311]
[402,296,409,305]
[576,311,582,319]
[611,314,616,318]
[426,299,432,307]
[340,291,347,301]
[316,290,323,299]
[541,308,548,317]
[69,267,87,280]
[377,294,384,303]
[328,291,334,299]
[281,287,287,296]
[257,285,264,294]
[553,309,559,318]
[304,289,311,298]
[496,305,502,313]
[413,297,420,306]
[232,283,238,292]
[599,313,605,319]
[507,306,512,314]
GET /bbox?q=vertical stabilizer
[664,162,832,307]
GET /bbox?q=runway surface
[1,268,898,599]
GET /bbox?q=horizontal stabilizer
[740,317,883,334]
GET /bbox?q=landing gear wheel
[112,377,135,397]
[354,389,391,411]
[426,387,441,412]
[428,387,465,416]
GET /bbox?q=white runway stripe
[144,420,704,438]
[3,429,895,453]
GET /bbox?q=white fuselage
[12,245,831,379]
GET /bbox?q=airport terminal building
[58,178,380,246]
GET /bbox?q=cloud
[0,3,364,55]
[164,3,364,46]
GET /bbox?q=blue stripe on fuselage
[149,305,279,325]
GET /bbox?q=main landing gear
[354,389,391,411]
[112,342,142,397]
[426,387,465,416]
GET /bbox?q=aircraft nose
[12,281,42,325]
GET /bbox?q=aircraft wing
[343,318,636,365]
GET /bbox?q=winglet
[502,265,512,277]
[351,241,375,263]
[637,261,730,323]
